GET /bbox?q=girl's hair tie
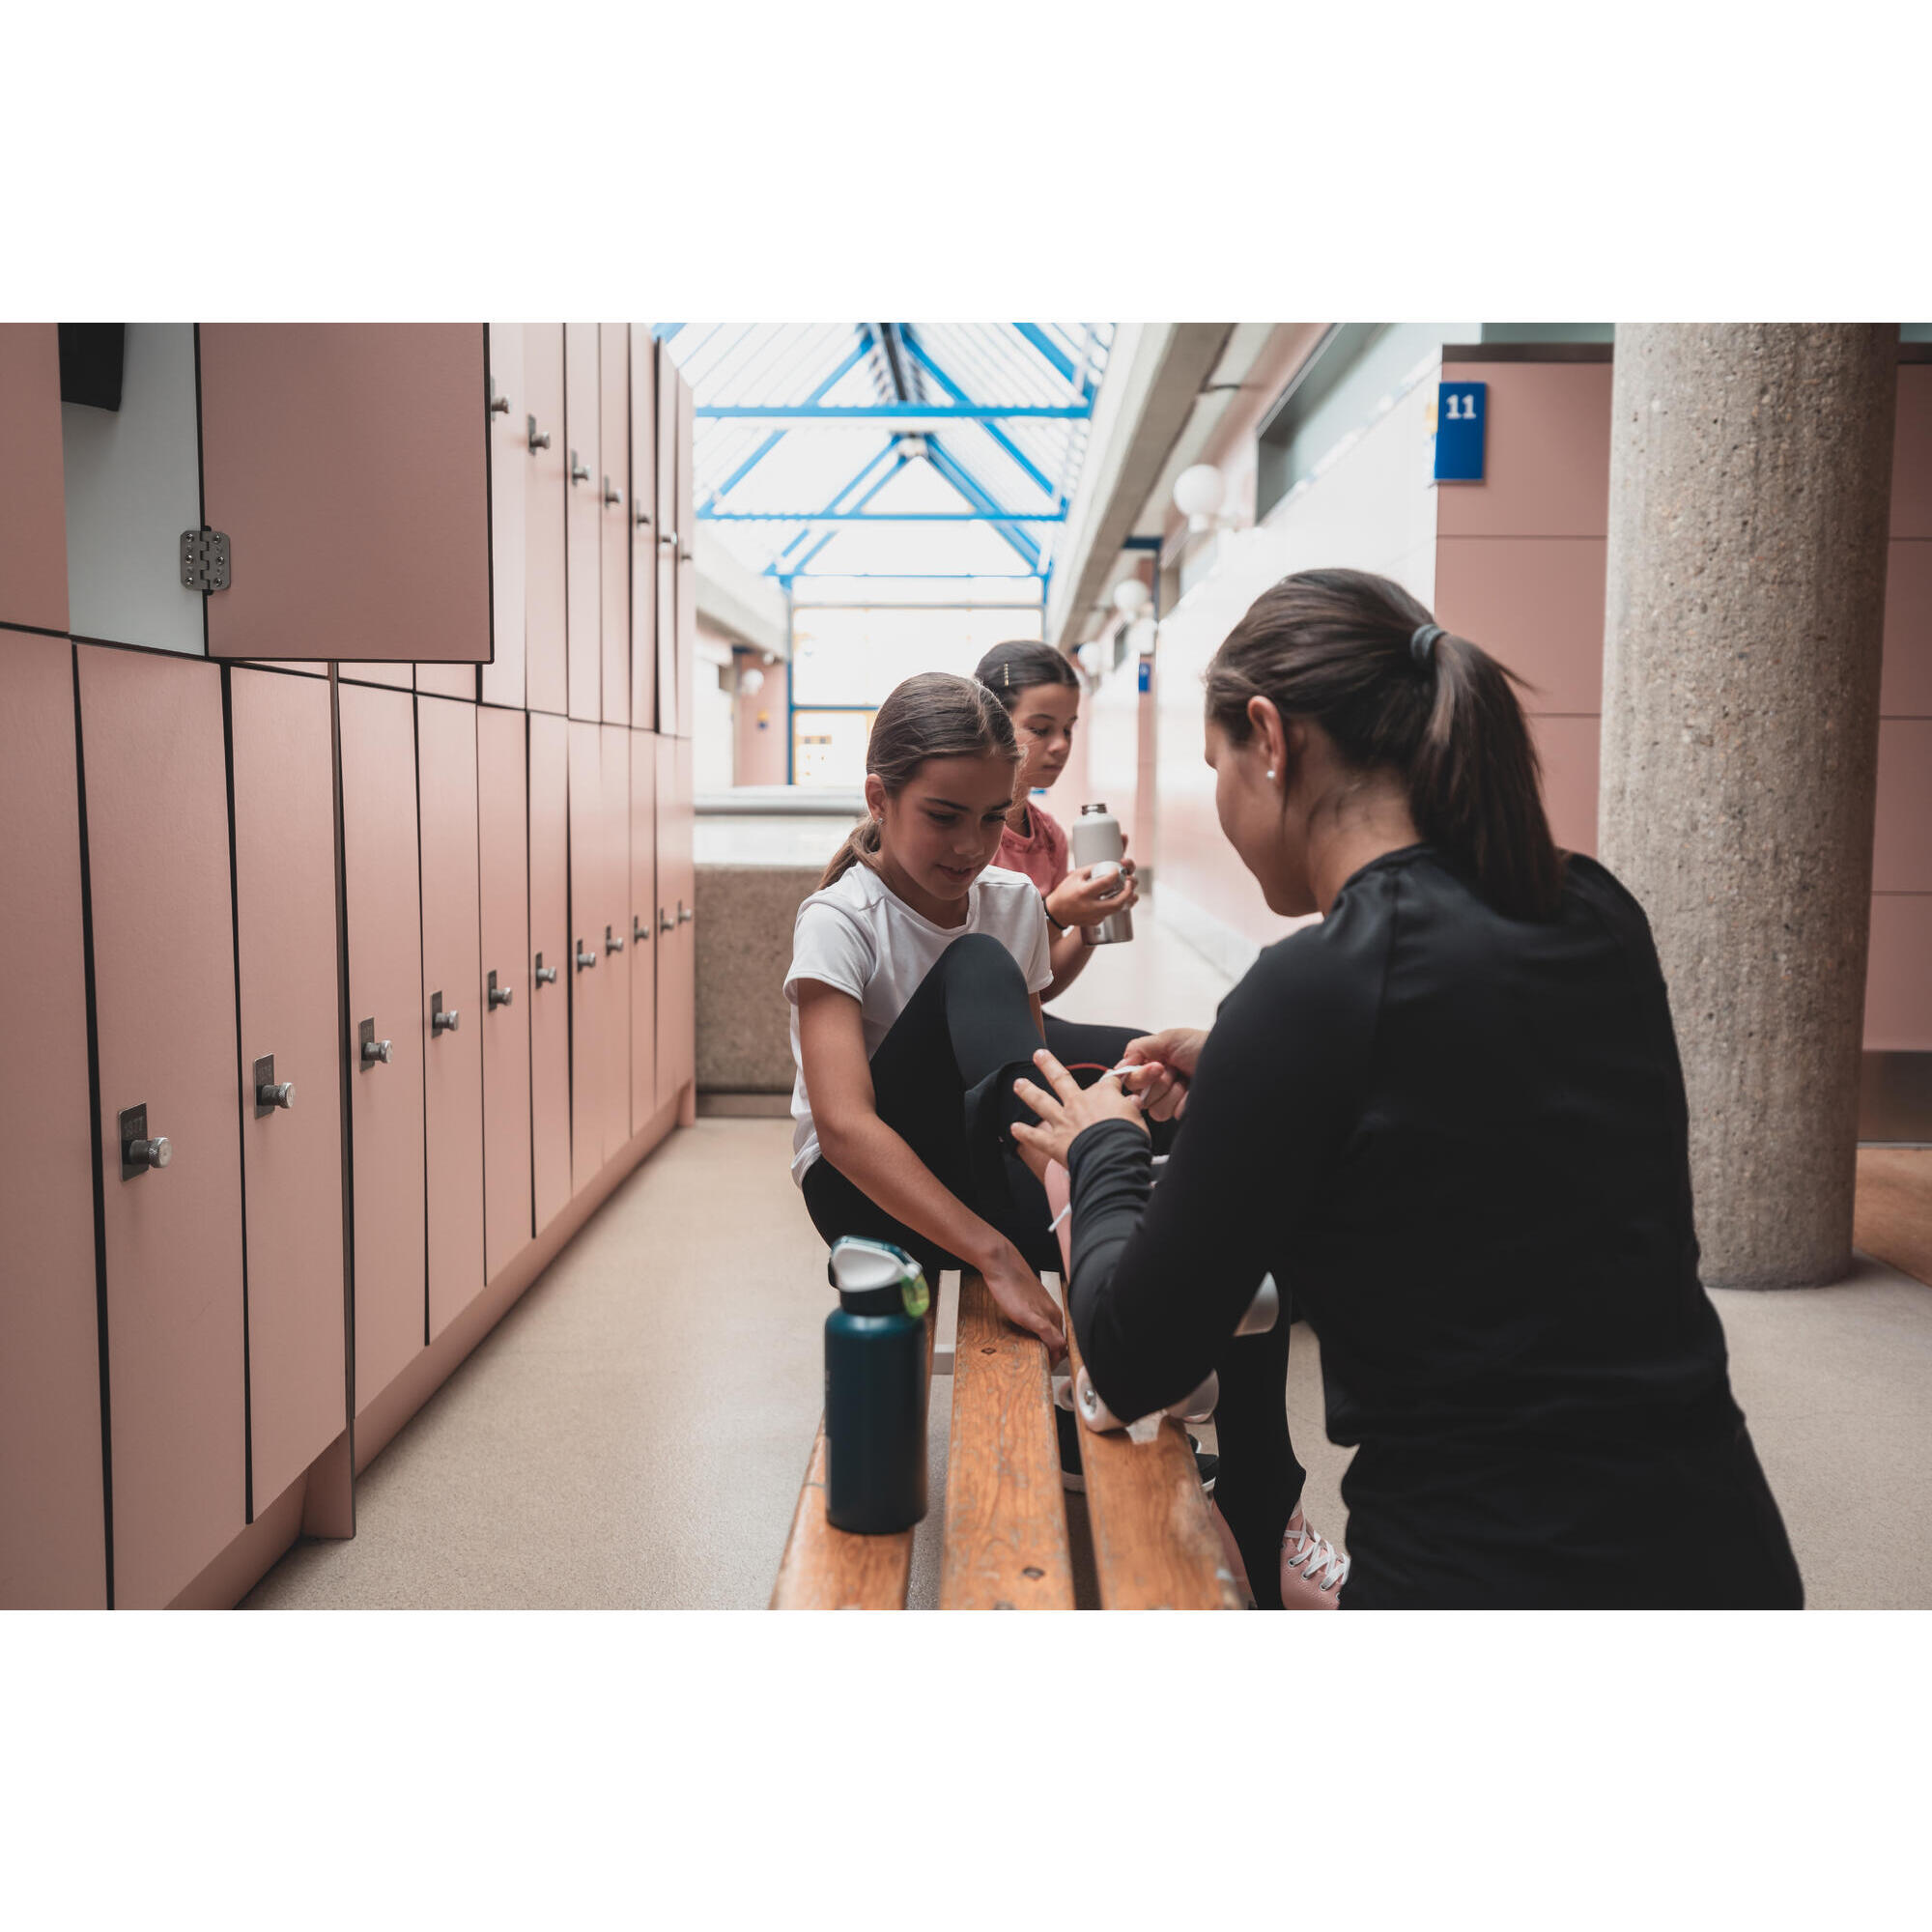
[1409,623,1444,667]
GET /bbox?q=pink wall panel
[599,326,631,726]
[200,326,490,663]
[525,326,569,716]
[1864,894,1932,1052]
[1435,361,1614,540]
[1892,366,1932,540]
[1434,536,1607,715]
[656,737,696,1109]
[630,329,659,730]
[600,724,633,1160]
[477,706,533,1281]
[1526,714,1602,859]
[564,324,603,723]
[76,646,245,1608]
[1880,541,1932,717]
[629,730,660,1133]
[527,714,573,1233]
[417,696,487,1338]
[569,721,606,1189]
[0,632,104,1607]
[417,661,477,700]
[0,326,70,633]
[227,668,347,1511]
[340,661,413,689]
[337,681,427,1413]
[655,351,679,736]
[1871,720,1932,894]
[482,322,529,712]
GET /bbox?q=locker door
[477,707,532,1281]
[654,343,678,735]
[199,326,490,664]
[337,681,427,1412]
[480,323,529,712]
[524,326,568,716]
[628,729,659,1135]
[628,327,659,730]
[599,326,630,725]
[0,632,103,1607]
[228,668,347,1514]
[676,374,698,739]
[599,724,632,1160]
[568,720,604,1191]
[417,696,486,1338]
[564,323,602,723]
[76,646,244,1608]
[527,714,572,1234]
[655,734,696,1113]
[0,326,69,633]
[673,737,697,1094]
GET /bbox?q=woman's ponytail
[1205,568,1564,922]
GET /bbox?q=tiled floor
[246,911,1932,1610]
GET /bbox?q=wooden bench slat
[1061,1287,1243,1611]
[938,1270,1075,1610]
[770,1306,936,1610]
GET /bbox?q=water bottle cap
[1081,802,1109,815]
[828,1236,930,1320]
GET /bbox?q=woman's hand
[1120,1026,1208,1122]
[1046,861,1140,930]
[1011,1047,1151,1172]
[979,1237,1067,1357]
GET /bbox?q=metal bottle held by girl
[1070,802,1134,947]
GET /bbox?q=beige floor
[246,912,1932,1610]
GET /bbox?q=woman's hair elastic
[1409,623,1444,667]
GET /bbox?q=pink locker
[599,724,633,1159]
[525,326,569,716]
[76,646,245,1608]
[599,326,631,724]
[417,696,487,1338]
[477,706,533,1279]
[0,632,104,1607]
[564,323,602,722]
[0,326,70,633]
[199,326,490,664]
[629,328,659,730]
[629,729,660,1134]
[227,668,347,1513]
[337,681,428,1411]
[568,721,605,1190]
[654,343,679,735]
[676,374,697,740]
[480,322,530,712]
[527,714,573,1233]
[656,734,696,1112]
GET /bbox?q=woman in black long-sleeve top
[1012,568,1803,1609]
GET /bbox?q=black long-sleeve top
[1065,845,1776,1606]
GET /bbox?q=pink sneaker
[1279,1510,1349,1608]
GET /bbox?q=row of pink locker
[0,324,696,735]
[0,634,695,1609]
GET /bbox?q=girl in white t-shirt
[785,672,1072,1353]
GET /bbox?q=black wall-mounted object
[58,324,128,412]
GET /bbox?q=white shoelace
[1282,1515,1350,1593]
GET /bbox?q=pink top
[996,800,1069,899]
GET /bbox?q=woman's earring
[1265,769,1277,781]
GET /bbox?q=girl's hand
[979,1237,1067,1357]
[1011,1047,1150,1172]
[1046,862,1140,929]
[1121,1026,1208,1122]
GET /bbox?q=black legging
[801,937,1309,1605]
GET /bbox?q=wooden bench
[771,1269,1240,1610]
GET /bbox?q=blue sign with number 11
[1435,381,1487,482]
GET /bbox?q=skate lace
[1282,1516,1350,1593]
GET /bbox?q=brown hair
[974,639,1082,712]
[1205,568,1563,921]
[818,671,1022,890]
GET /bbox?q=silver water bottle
[1070,803,1134,947]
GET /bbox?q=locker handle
[534,955,558,986]
[659,527,678,548]
[576,942,597,971]
[570,451,591,485]
[633,915,650,945]
[258,1080,296,1110]
[678,901,694,925]
[659,908,674,935]
[432,993,461,1036]
[603,477,624,509]
[128,1136,171,1170]
[489,970,515,1009]
[605,923,624,954]
[635,504,653,528]
[527,414,551,453]
[678,547,693,564]
[360,1033,394,1068]
[490,387,511,417]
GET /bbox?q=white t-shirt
[783,861,1052,1185]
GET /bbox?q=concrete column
[1600,325,1897,1290]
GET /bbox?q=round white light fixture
[741,667,766,696]
[1112,578,1151,618]
[1173,462,1227,532]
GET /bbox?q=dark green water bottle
[824,1237,930,1535]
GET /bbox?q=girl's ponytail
[819,815,884,891]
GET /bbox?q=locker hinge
[180,527,232,593]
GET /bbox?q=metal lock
[569,449,591,485]
[358,1017,393,1068]
[659,907,674,935]
[431,992,460,1036]
[534,953,557,986]
[488,969,514,1009]
[575,941,597,971]
[605,923,624,954]
[119,1103,171,1179]
[632,914,649,945]
[253,1054,295,1116]
[677,900,693,925]
[526,414,551,453]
